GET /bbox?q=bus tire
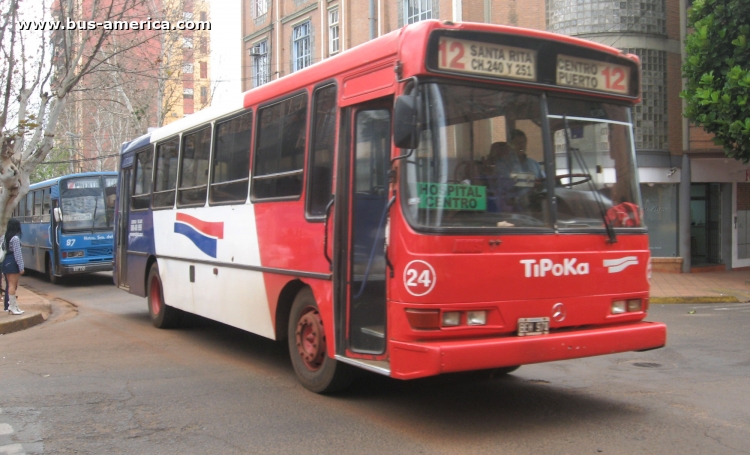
[288,288,353,394]
[46,255,60,285]
[147,264,181,329]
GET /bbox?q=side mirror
[53,207,62,223]
[393,95,420,150]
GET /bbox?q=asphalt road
[0,271,748,454]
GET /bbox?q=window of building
[178,126,212,207]
[328,9,340,55]
[200,11,207,22]
[253,93,307,200]
[200,37,207,53]
[252,0,268,18]
[153,137,180,209]
[252,40,269,87]
[183,88,194,99]
[404,0,432,24]
[200,61,207,79]
[183,63,194,74]
[293,21,312,72]
[210,111,253,204]
[200,86,208,105]
[183,37,193,49]
[306,85,337,218]
[183,11,193,22]
[132,147,153,210]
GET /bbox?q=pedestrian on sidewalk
[1,218,25,315]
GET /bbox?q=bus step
[361,325,384,338]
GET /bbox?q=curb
[0,311,45,335]
[651,296,742,304]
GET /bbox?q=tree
[0,0,147,230]
[681,0,750,161]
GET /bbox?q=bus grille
[87,247,113,257]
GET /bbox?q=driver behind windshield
[493,129,544,212]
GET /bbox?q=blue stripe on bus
[174,222,217,258]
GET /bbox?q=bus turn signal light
[405,309,441,330]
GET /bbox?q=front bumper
[388,321,667,379]
[58,261,113,276]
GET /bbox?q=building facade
[241,0,750,272]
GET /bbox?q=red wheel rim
[295,307,326,371]
[150,276,162,316]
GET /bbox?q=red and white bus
[115,20,666,393]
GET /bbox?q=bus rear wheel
[147,264,181,329]
[288,288,353,394]
[46,255,60,285]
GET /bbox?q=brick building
[241,0,750,272]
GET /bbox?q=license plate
[73,266,85,272]
[517,317,550,336]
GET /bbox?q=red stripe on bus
[176,213,224,239]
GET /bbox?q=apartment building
[241,0,750,273]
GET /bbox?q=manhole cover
[632,362,662,368]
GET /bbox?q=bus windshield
[401,83,642,231]
[403,83,550,230]
[60,176,117,232]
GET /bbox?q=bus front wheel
[46,256,60,285]
[288,288,353,393]
[147,264,181,329]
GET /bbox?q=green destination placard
[418,182,487,211]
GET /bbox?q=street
[0,272,748,454]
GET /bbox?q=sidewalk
[0,285,52,335]
[650,269,750,303]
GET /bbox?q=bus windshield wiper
[562,116,616,243]
[90,197,99,234]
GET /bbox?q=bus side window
[306,84,337,219]
[132,147,154,210]
[25,192,34,223]
[18,194,26,221]
[178,126,211,207]
[33,190,43,223]
[210,110,252,204]
[43,189,51,223]
[153,137,180,209]
[253,93,307,200]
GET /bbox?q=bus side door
[335,100,392,355]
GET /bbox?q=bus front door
[341,105,391,355]
[116,168,132,289]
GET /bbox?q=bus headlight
[62,250,85,258]
[466,311,487,326]
[442,311,461,327]
[611,300,627,314]
[627,299,642,312]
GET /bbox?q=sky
[208,0,242,105]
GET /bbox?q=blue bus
[13,172,118,283]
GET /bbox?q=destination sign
[556,55,631,95]
[67,179,100,189]
[437,37,537,82]
[418,182,487,211]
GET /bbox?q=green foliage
[30,146,73,184]
[681,0,750,161]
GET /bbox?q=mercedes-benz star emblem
[552,302,566,322]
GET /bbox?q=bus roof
[30,171,118,190]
